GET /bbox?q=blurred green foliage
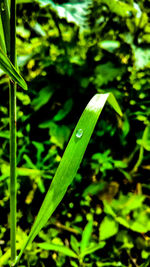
[0,0,150,266]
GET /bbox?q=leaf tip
[22,81,28,90]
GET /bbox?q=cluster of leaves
[0,0,150,266]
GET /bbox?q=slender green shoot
[9,82,17,264]
[0,15,7,53]
[132,124,150,173]
[1,0,10,56]
[9,0,17,264]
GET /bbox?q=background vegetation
[0,0,150,266]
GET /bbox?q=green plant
[37,219,106,267]
[0,1,123,267]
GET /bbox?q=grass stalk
[9,83,17,263]
[9,0,17,263]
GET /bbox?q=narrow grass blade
[1,0,10,56]
[0,47,27,90]
[0,15,7,53]
[15,93,122,265]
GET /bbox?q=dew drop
[76,128,83,139]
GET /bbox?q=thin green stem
[9,0,17,264]
[10,0,16,66]
[9,82,17,263]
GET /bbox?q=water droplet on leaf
[76,128,83,139]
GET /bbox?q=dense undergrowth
[0,0,150,266]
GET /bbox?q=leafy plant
[37,219,106,266]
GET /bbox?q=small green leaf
[0,15,6,53]
[82,181,107,197]
[53,98,73,122]
[97,262,126,267]
[80,220,93,254]
[70,235,80,255]
[31,86,53,111]
[99,0,137,18]
[129,221,147,233]
[1,0,10,55]
[103,201,116,218]
[81,242,106,257]
[141,124,150,151]
[49,122,71,149]
[37,242,78,258]
[17,0,33,3]
[94,62,126,88]
[0,47,27,90]
[133,47,150,70]
[99,215,119,240]
[15,93,122,265]
[32,141,45,166]
[99,40,120,52]
[115,216,130,229]
[107,92,123,116]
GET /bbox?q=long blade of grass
[14,93,122,265]
[9,0,17,264]
[0,15,7,53]
[0,47,27,90]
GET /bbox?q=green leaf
[99,40,120,53]
[32,141,45,166]
[49,122,71,149]
[110,193,145,216]
[115,216,130,229]
[94,62,125,88]
[80,219,93,254]
[97,262,126,267]
[133,47,150,70]
[99,215,119,241]
[81,242,106,258]
[82,181,107,197]
[17,0,33,3]
[1,0,10,55]
[140,124,150,151]
[31,86,53,111]
[15,93,122,265]
[133,124,150,172]
[37,242,78,258]
[129,221,147,233]
[99,0,137,18]
[35,0,91,29]
[0,47,27,90]
[53,98,73,122]
[70,235,80,255]
[103,201,116,218]
[0,15,6,53]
